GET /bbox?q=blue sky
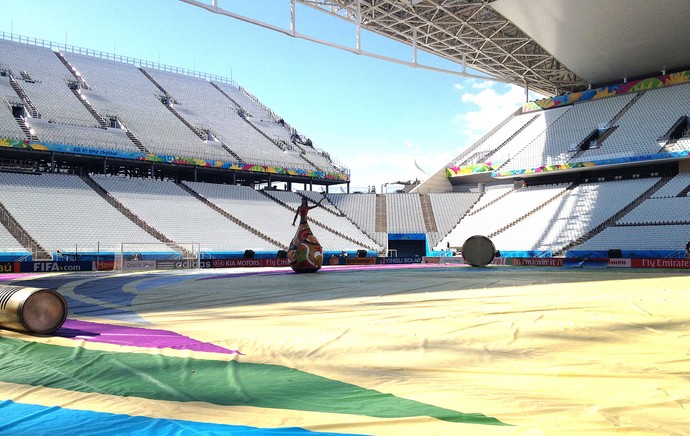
[1,0,542,192]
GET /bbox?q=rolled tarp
[0,285,67,334]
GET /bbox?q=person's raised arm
[308,197,325,210]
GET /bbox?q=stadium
[1,0,690,434]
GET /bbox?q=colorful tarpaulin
[1,265,689,434]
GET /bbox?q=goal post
[114,242,201,271]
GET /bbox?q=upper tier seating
[0,76,30,140]
[485,106,570,169]
[0,39,98,127]
[63,53,233,161]
[455,112,539,167]
[573,83,690,162]
[26,118,138,151]
[143,69,312,168]
[0,171,167,253]
[503,94,636,171]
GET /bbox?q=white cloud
[470,80,496,90]
[453,82,537,148]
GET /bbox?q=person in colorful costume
[288,196,325,273]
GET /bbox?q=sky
[1,0,543,192]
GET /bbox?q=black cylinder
[461,235,496,267]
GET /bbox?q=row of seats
[618,197,690,224]
[0,76,33,139]
[0,39,97,127]
[3,171,690,256]
[92,175,281,253]
[144,68,312,168]
[0,172,164,253]
[573,84,690,162]
[575,224,690,251]
[489,178,658,253]
[651,172,690,198]
[457,82,690,173]
[262,189,381,251]
[27,118,139,152]
[437,183,570,249]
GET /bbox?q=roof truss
[298,0,589,96]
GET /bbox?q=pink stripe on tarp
[0,274,42,281]
[57,319,243,355]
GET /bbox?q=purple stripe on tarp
[57,319,243,355]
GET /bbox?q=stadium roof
[185,0,690,97]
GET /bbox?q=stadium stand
[385,193,426,234]
[181,182,292,249]
[618,197,690,225]
[0,171,169,256]
[0,39,98,127]
[297,189,341,215]
[573,84,690,162]
[651,172,690,198]
[91,175,282,255]
[483,106,570,170]
[437,184,570,251]
[0,223,26,258]
[262,189,382,253]
[0,76,33,140]
[454,112,539,167]
[489,178,660,256]
[503,94,636,170]
[326,192,387,247]
[428,192,481,247]
[27,118,138,151]
[5,34,690,260]
[62,52,233,160]
[142,68,313,168]
[573,224,690,255]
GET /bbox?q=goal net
[114,242,202,271]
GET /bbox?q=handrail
[0,31,235,86]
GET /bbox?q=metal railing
[0,32,235,86]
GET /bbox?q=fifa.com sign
[0,261,96,273]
